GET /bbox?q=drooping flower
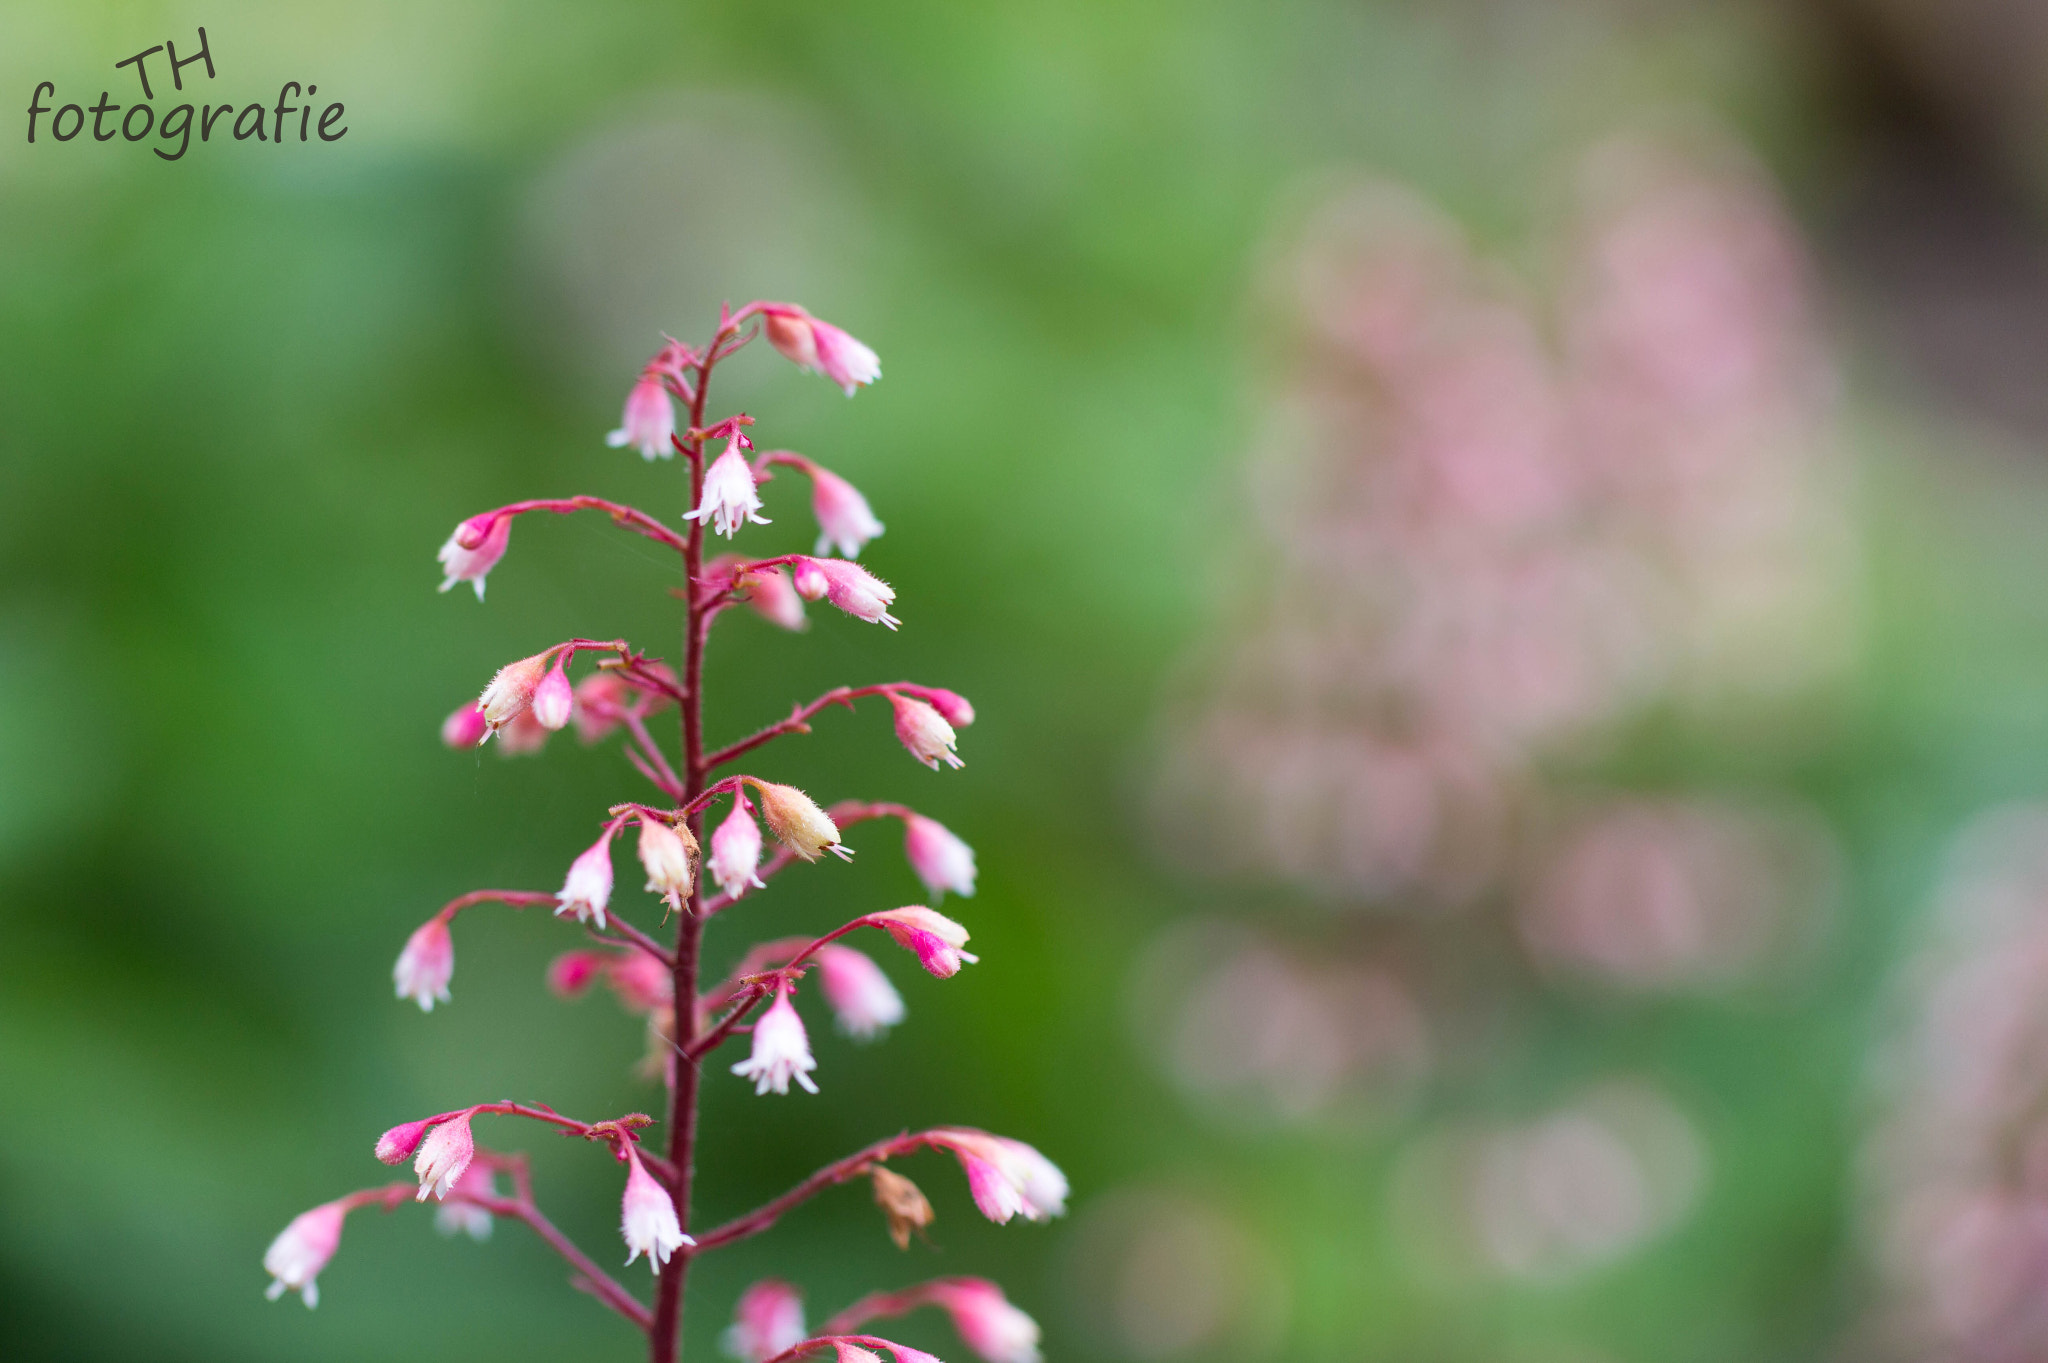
[809,464,885,558]
[437,513,513,601]
[607,373,677,460]
[903,815,977,901]
[413,1111,477,1201]
[556,827,618,929]
[889,693,963,770]
[790,556,899,629]
[867,907,979,978]
[441,700,489,748]
[374,1117,432,1165]
[393,916,455,1011]
[687,436,770,538]
[547,950,606,998]
[710,799,767,898]
[753,780,851,862]
[723,1279,808,1363]
[738,564,808,631]
[638,816,698,913]
[817,944,906,1041]
[263,1199,348,1308]
[870,1166,935,1249]
[895,684,975,728]
[532,659,575,731]
[928,1280,1043,1363]
[620,1143,690,1271]
[434,1162,498,1241]
[930,1130,1067,1224]
[572,671,631,743]
[478,651,553,738]
[731,985,819,1095]
[762,305,882,396]
[604,948,675,1015]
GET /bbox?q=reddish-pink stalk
[689,1130,960,1251]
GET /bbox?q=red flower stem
[623,713,687,799]
[682,982,770,1062]
[704,683,908,769]
[464,1188,653,1329]
[590,916,677,970]
[760,1335,905,1363]
[438,889,559,923]
[485,496,690,556]
[690,1131,944,1252]
[819,1286,943,1337]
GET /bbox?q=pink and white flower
[817,944,906,1041]
[762,305,882,396]
[790,556,899,629]
[687,436,770,538]
[724,1279,807,1362]
[930,1130,1068,1225]
[393,916,455,1011]
[374,1117,432,1165]
[437,513,512,600]
[478,651,553,738]
[607,374,677,460]
[903,815,977,901]
[620,1143,690,1271]
[434,1162,499,1241]
[638,816,697,913]
[809,464,885,558]
[929,1280,1042,1363]
[441,700,489,748]
[556,827,618,929]
[889,693,963,770]
[896,685,975,728]
[753,780,850,862]
[413,1111,477,1201]
[867,907,979,978]
[739,564,808,631]
[730,985,819,1095]
[531,660,575,731]
[710,800,767,898]
[263,1199,348,1308]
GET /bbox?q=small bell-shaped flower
[638,816,698,913]
[620,1143,691,1271]
[607,373,677,460]
[477,651,554,739]
[441,700,489,748]
[790,556,899,629]
[393,916,455,1011]
[753,780,851,862]
[687,435,770,538]
[730,984,819,1095]
[710,799,767,898]
[889,693,963,770]
[413,1111,477,1201]
[572,671,631,742]
[724,1279,808,1363]
[556,826,618,929]
[867,907,979,978]
[809,464,885,558]
[762,304,882,395]
[531,659,575,731]
[929,1280,1043,1363]
[930,1130,1068,1225]
[817,944,905,1041]
[897,684,975,728]
[739,564,807,631]
[263,1199,348,1308]
[436,513,512,600]
[903,814,977,901]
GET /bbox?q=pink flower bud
[263,1199,347,1308]
[817,944,906,1041]
[440,701,489,748]
[620,1143,691,1271]
[724,1279,807,1363]
[374,1117,433,1165]
[556,829,618,929]
[889,693,963,770]
[809,464,885,558]
[710,800,766,898]
[730,985,819,1095]
[762,305,882,395]
[753,780,850,862]
[547,949,606,998]
[496,707,552,755]
[393,917,455,1012]
[867,906,979,978]
[572,671,631,742]
[434,1162,499,1241]
[930,1130,1068,1225]
[607,374,677,461]
[738,565,808,631]
[904,815,977,901]
[532,660,575,731]
[605,948,674,1015]
[638,816,698,912]
[436,513,512,601]
[414,1111,477,1201]
[790,556,899,629]
[687,436,770,538]
[478,651,552,737]
[895,684,975,728]
[929,1280,1043,1363]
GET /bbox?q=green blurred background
[11,2,2048,1360]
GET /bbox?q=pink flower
[889,693,963,770]
[867,907,978,978]
[393,917,455,1011]
[762,305,882,395]
[894,685,975,728]
[440,700,488,748]
[532,660,575,731]
[710,800,767,898]
[556,827,618,929]
[730,985,819,1095]
[687,436,770,538]
[724,1279,807,1362]
[904,815,977,901]
[605,949,675,1015]
[547,949,606,998]
[572,671,631,742]
[437,513,512,601]
[607,374,677,460]
[834,1346,886,1363]
[930,1130,1067,1224]
[929,1280,1042,1363]
[790,556,899,629]
[478,651,552,738]
[263,1199,347,1307]
[638,816,698,913]
[817,944,905,1041]
[753,780,850,862]
[414,1111,477,1201]
[435,1162,498,1241]
[621,1144,690,1271]
[739,565,807,631]
[809,464,885,558]
[374,1117,432,1165]
[496,707,551,755]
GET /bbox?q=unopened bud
[531,660,574,731]
[751,781,850,863]
[870,1166,934,1249]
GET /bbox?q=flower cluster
[265,302,1060,1363]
